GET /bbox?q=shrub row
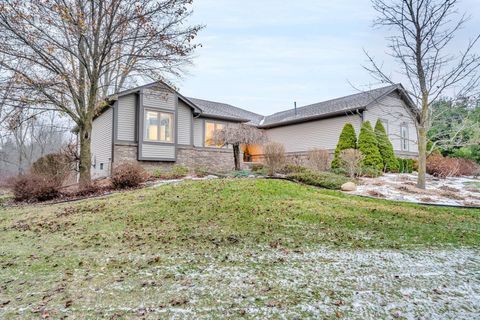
[426,153,479,178]
[331,120,398,177]
[287,170,349,190]
[397,158,414,174]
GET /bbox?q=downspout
[357,109,364,123]
[111,102,115,176]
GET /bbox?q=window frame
[400,123,409,151]
[204,120,226,148]
[143,109,174,143]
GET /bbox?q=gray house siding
[364,92,418,154]
[116,93,136,142]
[143,88,176,110]
[266,114,363,153]
[91,108,113,178]
[177,100,192,145]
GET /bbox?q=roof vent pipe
[294,101,297,116]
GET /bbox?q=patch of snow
[68,246,480,319]
[350,173,480,207]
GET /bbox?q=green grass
[0,179,478,318]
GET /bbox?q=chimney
[294,101,297,116]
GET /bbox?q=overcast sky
[176,0,480,115]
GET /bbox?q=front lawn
[1,179,479,318]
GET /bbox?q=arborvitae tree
[374,119,399,172]
[331,123,357,169]
[358,121,383,174]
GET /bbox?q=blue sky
[176,0,480,115]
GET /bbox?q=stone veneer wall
[251,149,418,166]
[113,144,240,173]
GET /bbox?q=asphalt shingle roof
[261,84,401,127]
[186,97,264,125]
[187,84,407,128]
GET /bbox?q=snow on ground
[69,246,480,319]
[351,173,480,207]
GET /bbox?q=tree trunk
[417,126,427,189]
[233,144,241,170]
[78,121,92,187]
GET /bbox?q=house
[91,82,418,177]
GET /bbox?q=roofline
[187,97,264,118]
[94,80,203,120]
[260,83,419,128]
[95,82,419,127]
[258,107,365,129]
[199,113,251,123]
[114,81,203,113]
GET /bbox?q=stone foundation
[113,144,240,173]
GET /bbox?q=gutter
[199,113,251,123]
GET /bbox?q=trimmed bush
[12,174,60,202]
[374,120,398,172]
[287,170,350,190]
[31,152,74,184]
[357,121,383,175]
[263,142,286,175]
[279,164,308,174]
[331,123,357,169]
[111,162,146,189]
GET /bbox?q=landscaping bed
[351,173,480,207]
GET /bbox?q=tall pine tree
[374,120,399,172]
[331,123,357,169]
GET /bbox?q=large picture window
[205,121,225,147]
[144,110,173,142]
[400,124,409,151]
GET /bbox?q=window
[205,121,225,147]
[100,163,104,170]
[400,124,409,151]
[144,110,173,142]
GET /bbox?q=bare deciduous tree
[365,0,480,188]
[215,123,268,170]
[0,0,202,187]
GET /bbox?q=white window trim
[400,123,409,151]
[143,109,174,143]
